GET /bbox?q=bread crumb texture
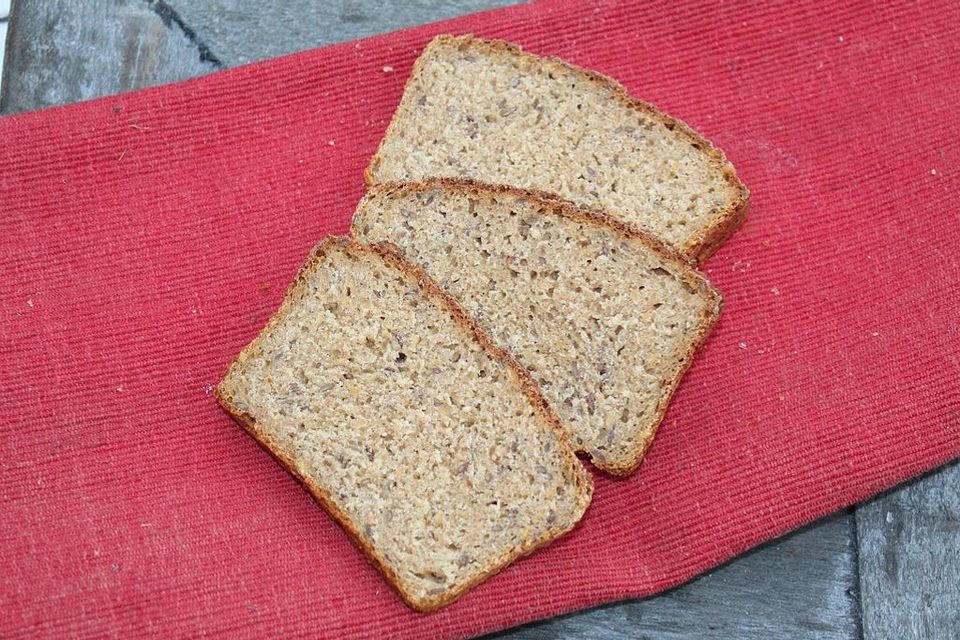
[368,35,744,258]
[353,182,721,474]
[218,239,590,609]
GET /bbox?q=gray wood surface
[0,0,520,113]
[2,1,957,638]
[486,512,859,640]
[856,459,960,639]
[0,0,214,113]
[170,0,523,66]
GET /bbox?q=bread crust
[215,236,593,612]
[364,33,750,265]
[354,178,723,475]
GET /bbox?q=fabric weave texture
[1,1,958,637]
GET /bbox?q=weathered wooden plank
[0,0,521,114]
[0,0,216,114]
[1,2,863,638]
[856,459,960,639]
[487,512,860,640]
[169,0,521,65]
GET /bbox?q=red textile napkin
[2,1,959,637]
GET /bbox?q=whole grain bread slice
[352,179,722,475]
[216,237,592,612]
[365,34,749,264]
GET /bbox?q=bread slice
[216,237,593,612]
[365,34,749,264]
[352,180,721,475]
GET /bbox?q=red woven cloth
[2,1,958,637]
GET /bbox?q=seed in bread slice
[365,34,749,264]
[352,180,721,475]
[216,237,593,611]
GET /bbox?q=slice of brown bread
[365,34,749,264]
[352,180,722,475]
[216,237,592,612]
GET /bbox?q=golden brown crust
[215,236,593,612]
[355,178,722,475]
[681,178,750,265]
[365,33,749,265]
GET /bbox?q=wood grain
[486,513,859,640]
[0,0,214,114]
[856,460,960,639]
[169,0,521,66]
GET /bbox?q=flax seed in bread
[365,34,748,264]
[352,180,721,475]
[216,237,593,611]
